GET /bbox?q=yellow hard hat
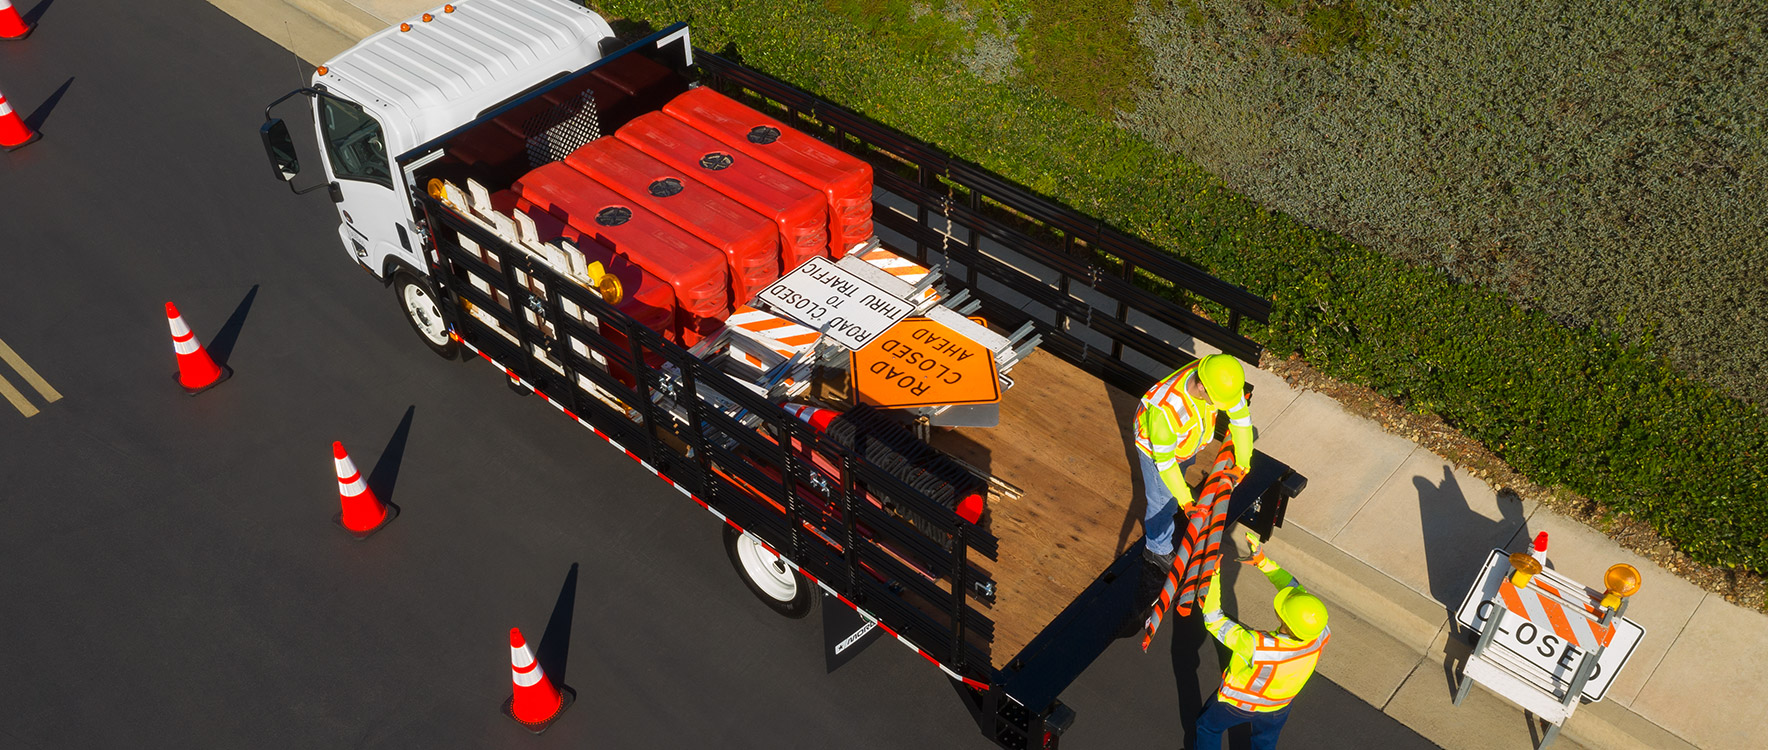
[1196,354,1246,406]
[1273,588,1329,640]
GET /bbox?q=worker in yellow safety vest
[1195,532,1331,750]
[1134,354,1254,571]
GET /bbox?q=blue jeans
[1140,450,1199,556]
[1193,694,1290,750]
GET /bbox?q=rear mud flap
[823,591,886,673]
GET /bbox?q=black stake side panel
[399,37,1285,720]
[421,200,997,676]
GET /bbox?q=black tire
[393,272,459,360]
[723,524,814,619]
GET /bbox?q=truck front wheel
[394,272,459,360]
[723,525,813,618]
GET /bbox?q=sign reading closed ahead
[851,317,1000,408]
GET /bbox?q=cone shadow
[23,77,73,133]
[368,405,414,503]
[23,0,57,26]
[538,563,579,689]
[207,284,258,366]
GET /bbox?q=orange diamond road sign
[851,317,1000,408]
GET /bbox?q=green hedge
[594,0,1768,571]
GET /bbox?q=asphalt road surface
[0,1,1440,747]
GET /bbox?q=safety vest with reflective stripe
[1210,625,1331,712]
[1134,363,1251,467]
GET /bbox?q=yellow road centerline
[0,373,38,418]
[0,336,61,402]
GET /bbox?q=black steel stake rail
[695,52,1271,395]
[421,201,999,678]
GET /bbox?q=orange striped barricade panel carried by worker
[1450,547,1647,749]
[1142,437,1245,651]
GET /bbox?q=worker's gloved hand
[1239,530,1271,568]
[1203,569,1223,614]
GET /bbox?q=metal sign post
[1452,549,1645,749]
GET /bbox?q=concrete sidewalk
[201,1,1768,748]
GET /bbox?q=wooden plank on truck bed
[930,349,1168,668]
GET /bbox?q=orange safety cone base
[331,501,398,540]
[2,128,39,151]
[500,685,575,734]
[172,363,231,395]
[0,24,29,41]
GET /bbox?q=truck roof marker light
[315,66,328,76]
[444,4,455,12]
[422,13,433,22]
[399,23,411,32]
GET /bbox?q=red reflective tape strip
[173,331,195,342]
[512,661,538,674]
[339,471,360,484]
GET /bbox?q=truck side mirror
[260,119,300,182]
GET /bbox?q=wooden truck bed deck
[929,350,1155,668]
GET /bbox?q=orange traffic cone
[332,441,396,539]
[166,302,230,394]
[503,627,573,732]
[0,89,40,151]
[0,1,31,41]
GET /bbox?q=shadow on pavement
[538,562,579,688]
[367,405,414,503]
[23,0,57,26]
[207,284,258,366]
[1415,465,1528,608]
[23,77,73,134]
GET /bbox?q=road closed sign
[1454,549,1646,701]
[851,317,1001,408]
[755,256,915,350]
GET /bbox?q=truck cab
[260,0,614,281]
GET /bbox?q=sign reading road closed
[851,317,1001,408]
[755,256,915,351]
[1454,549,1646,701]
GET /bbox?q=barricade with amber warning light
[1452,546,1646,749]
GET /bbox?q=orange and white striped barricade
[1451,548,1646,749]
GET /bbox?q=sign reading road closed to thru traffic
[851,317,1000,408]
[755,256,915,351]
[1454,549,1645,701]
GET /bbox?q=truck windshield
[319,97,392,189]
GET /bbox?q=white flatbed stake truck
[261,2,1306,746]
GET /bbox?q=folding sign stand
[1454,561,1632,749]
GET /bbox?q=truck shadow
[1171,558,1253,750]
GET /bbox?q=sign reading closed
[851,317,1001,408]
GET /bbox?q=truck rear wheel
[723,525,813,618]
[394,272,459,360]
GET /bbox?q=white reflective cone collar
[0,97,12,116]
[335,454,368,496]
[510,637,544,687]
[168,312,201,355]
